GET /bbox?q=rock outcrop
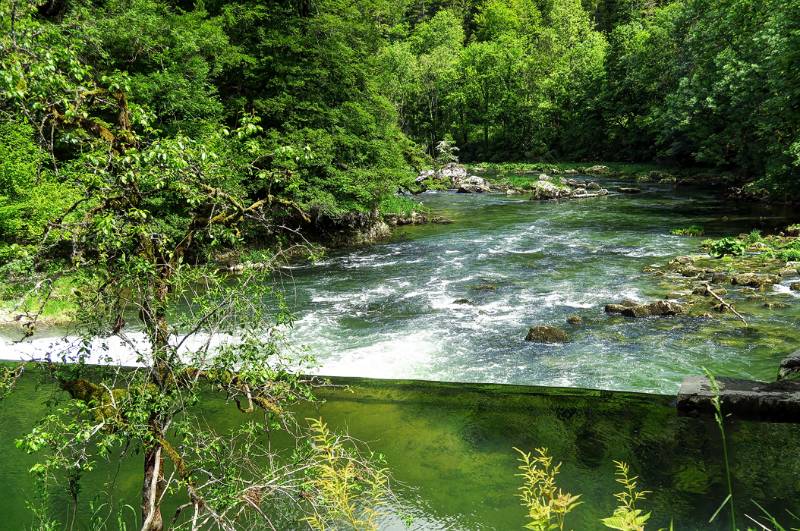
[585,165,611,174]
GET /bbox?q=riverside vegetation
[1,0,800,529]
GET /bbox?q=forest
[2,0,800,265]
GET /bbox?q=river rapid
[284,177,799,393]
[2,175,799,392]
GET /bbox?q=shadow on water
[2,372,798,530]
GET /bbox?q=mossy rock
[525,325,569,343]
[731,273,780,289]
[566,315,583,325]
[605,300,685,318]
[471,283,497,292]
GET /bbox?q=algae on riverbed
[0,371,798,530]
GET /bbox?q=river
[1,175,799,529]
[287,178,799,392]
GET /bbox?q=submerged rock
[525,325,569,343]
[566,315,583,325]
[452,298,472,305]
[605,300,685,318]
[618,187,642,194]
[678,376,800,422]
[692,284,727,296]
[471,283,497,291]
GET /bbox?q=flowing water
[2,175,800,529]
[286,178,800,393]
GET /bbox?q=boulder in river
[779,351,800,381]
[457,176,490,193]
[586,182,601,191]
[538,173,551,181]
[618,187,642,194]
[605,300,685,317]
[529,180,571,200]
[525,325,569,343]
[731,273,780,289]
[586,165,611,174]
[790,282,800,292]
[566,315,583,325]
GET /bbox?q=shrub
[708,237,747,257]
[671,226,704,237]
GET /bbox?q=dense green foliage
[381,0,800,197]
[1,0,800,265]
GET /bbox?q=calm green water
[285,179,800,393]
[1,373,799,530]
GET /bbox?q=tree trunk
[141,441,165,531]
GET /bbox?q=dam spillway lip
[312,373,677,401]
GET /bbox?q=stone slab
[677,376,800,422]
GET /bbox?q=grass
[702,228,800,262]
[671,226,705,237]
[467,161,739,188]
[0,274,78,325]
[378,195,430,217]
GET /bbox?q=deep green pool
[1,373,799,530]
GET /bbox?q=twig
[703,282,747,325]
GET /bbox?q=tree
[0,1,389,529]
